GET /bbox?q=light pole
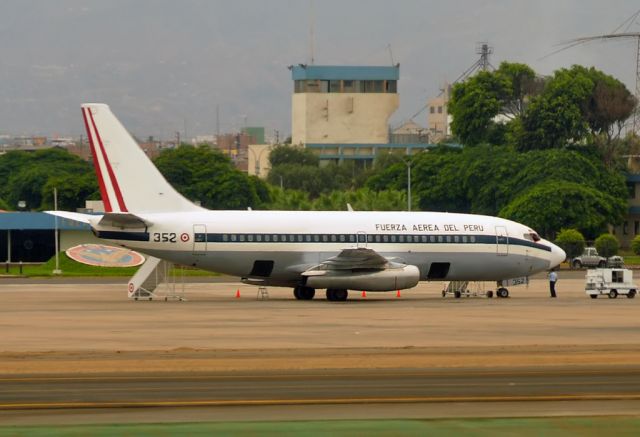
[402,157,412,212]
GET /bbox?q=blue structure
[0,212,90,262]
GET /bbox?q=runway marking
[3,368,640,382]
[3,394,640,410]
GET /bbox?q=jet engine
[303,264,420,291]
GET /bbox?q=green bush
[631,235,640,255]
[594,233,619,258]
[554,229,585,260]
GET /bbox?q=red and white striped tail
[81,104,202,213]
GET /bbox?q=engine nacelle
[304,265,420,291]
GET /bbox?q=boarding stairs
[128,256,186,301]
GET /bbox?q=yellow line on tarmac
[2,368,639,382]
[3,394,640,410]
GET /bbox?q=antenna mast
[309,0,315,64]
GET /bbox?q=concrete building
[427,83,452,142]
[612,156,640,248]
[290,64,435,164]
[247,143,272,178]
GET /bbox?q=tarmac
[1,272,640,424]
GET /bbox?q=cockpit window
[523,231,541,242]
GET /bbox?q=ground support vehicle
[585,268,637,299]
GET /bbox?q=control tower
[291,65,400,151]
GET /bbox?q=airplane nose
[549,243,566,269]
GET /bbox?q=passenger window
[256,234,262,242]
[314,235,320,242]
[223,234,229,242]
[305,235,311,242]
[438,236,443,243]
[421,236,427,243]
[398,235,405,243]
[331,235,337,242]
[339,234,345,242]
[383,235,389,242]
[454,236,459,243]
[322,235,328,242]
[239,235,245,242]
[470,236,476,243]
[391,235,397,243]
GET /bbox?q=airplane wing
[302,247,420,291]
[316,247,389,270]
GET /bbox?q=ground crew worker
[549,269,558,298]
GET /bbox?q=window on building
[430,106,435,114]
[438,106,443,114]
[386,80,397,93]
[343,80,355,92]
[623,221,629,235]
[635,221,639,235]
[329,80,341,93]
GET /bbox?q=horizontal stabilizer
[44,210,96,225]
[98,212,152,229]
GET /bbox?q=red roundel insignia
[180,233,190,242]
[128,282,135,293]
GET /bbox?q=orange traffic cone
[396,289,401,298]
[235,289,241,298]
[361,290,367,298]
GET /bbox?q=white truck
[585,268,637,299]
[572,247,607,269]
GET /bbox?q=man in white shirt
[549,269,558,298]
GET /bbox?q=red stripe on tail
[87,108,128,212]
[82,108,112,212]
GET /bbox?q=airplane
[48,103,566,301]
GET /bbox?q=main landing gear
[293,286,315,300]
[293,286,349,301]
[496,287,509,298]
[326,288,348,301]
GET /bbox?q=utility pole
[53,187,61,275]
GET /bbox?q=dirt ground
[1,275,639,374]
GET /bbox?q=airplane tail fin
[81,103,203,213]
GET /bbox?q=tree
[0,148,98,211]
[153,145,266,209]
[630,235,640,255]
[498,180,625,239]
[515,65,635,151]
[268,144,318,167]
[555,229,586,260]
[448,62,538,146]
[594,233,619,257]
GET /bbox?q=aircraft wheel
[486,290,493,298]
[590,294,598,299]
[608,289,618,299]
[628,290,636,299]
[326,288,348,301]
[293,287,302,300]
[300,287,315,300]
[442,290,446,298]
[454,291,461,299]
[497,287,509,298]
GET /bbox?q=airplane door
[495,226,508,256]
[193,224,207,254]
[356,231,367,248]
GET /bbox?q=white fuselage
[93,210,564,288]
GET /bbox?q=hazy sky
[1,0,639,140]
